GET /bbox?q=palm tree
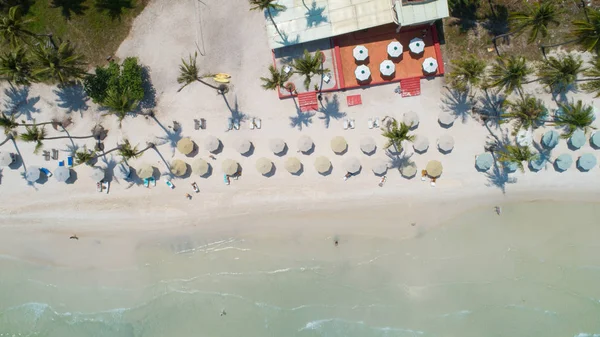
[20,124,96,153]
[572,8,600,54]
[292,49,329,91]
[0,6,35,47]
[0,46,37,86]
[0,112,18,134]
[118,139,141,161]
[176,52,220,92]
[74,145,95,166]
[581,57,600,97]
[447,55,486,92]
[381,120,415,152]
[536,53,582,94]
[497,144,538,173]
[488,56,532,97]
[509,1,561,43]
[260,64,292,91]
[502,95,548,133]
[553,100,596,137]
[32,40,86,84]
[102,89,139,123]
[249,0,286,39]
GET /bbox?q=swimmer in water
[495,206,501,215]
[334,240,338,246]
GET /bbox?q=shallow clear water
[1,201,600,337]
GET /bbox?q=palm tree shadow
[532,139,552,165]
[138,66,157,110]
[306,1,328,28]
[150,146,173,176]
[53,83,89,116]
[290,108,314,130]
[385,148,414,171]
[441,88,473,124]
[95,0,133,20]
[484,159,517,194]
[221,94,247,125]
[50,0,88,19]
[99,153,118,182]
[276,31,301,47]
[476,90,505,129]
[152,117,183,157]
[3,87,41,121]
[318,94,346,128]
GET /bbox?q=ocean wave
[299,318,425,335]
[574,334,600,337]
[505,304,558,316]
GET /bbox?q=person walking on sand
[186,193,192,200]
[378,175,387,187]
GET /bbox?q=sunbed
[143,178,149,188]
[40,167,52,177]
[164,178,175,189]
[67,156,73,167]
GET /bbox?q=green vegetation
[582,58,600,97]
[118,139,141,161]
[446,55,486,92]
[260,64,292,92]
[572,8,600,54]
[74,145,95,165]
[381,120,415,151]
[497,144,538,173]
[508,1,561,43]
[553,100,596,137]
[488,56,532,97]
[536,53,583,94]
[502,95,547,133]
[292,49,329,91]
[248,0,286,39]
[32,40,86,84]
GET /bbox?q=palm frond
[553,100,596,137]
[502,95,548,133]
[509,1,561,43]
[572,8,600,54]
[536,53,582,93]
[447,55,486,92]
[488,56,532,95]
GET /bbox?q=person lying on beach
[185,193,192,199]
[378,175,387,187]
[69,235,79,240]
[421,170,427,181]
[343,172,352,181]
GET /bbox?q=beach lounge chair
[283,65,292,74]
[323,73,331,84]
[143,178,149,188]
[349,119,355,129]
[52,149,59,160]
[249,118,255,130]
[194,119,200,130]
[43,151,50,161]
[40,167,52,177]
[368,118,373,129]
[149,177,156,186]
[374,117,380,128]
[58,161,64,167]
[96,182,102,192]
[233,120,240,130]
[67,156,73,167]
[223,174,230,185]
[103,181,110,194]
[227,119,233,131]
[343,119,349,130]
[200,118,206,129]
[192,182,199,193]
[164,178,175,189]
[255,118,261,129]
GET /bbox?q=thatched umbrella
[255,157,273,175]
[177,138,194,155]
[204,135,220,153]
[314,156,331,173]
[360,137,376,154]
[284,157,301,174]
[401,163,417,178]
[403,111,419,128]
[331,136,348,154]
[114,163,131,180]
[192,158,210,176]
[54,166,70,183]
[90,167,105,182]
[425,160,443,178]
[25,166,40,182]
[269,138,286,154]
[137,164,155,179]
[413,136,429,153]
[222,159,239,176]
[371,158,388,175]
[297,135,314,153]
[171,159,188,176]
[235,139,252,155]
[344,157,361,174]
[0,152,13,167]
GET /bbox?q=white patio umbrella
[387,41,403,58]
[379,60,395,77]
[0,152,13,167]
[204,135,220,153]
[409,37,425,54]
[360,137,376,154]
[438,134,455,153]
[297,135,314,153]
[438,111,455,126]
[269,138,286,154]
[355,65,371,82]
[235,139,252,155]
[371,158,388,175]
[353,45,368,61]
[114,163,131,180]
[90,167,105,182]
[344,157,361,174]
[413,136,429,153]
[403,111,419,128]
[25,166,40,182]
[54,166,70,183]
[422,57,438,73]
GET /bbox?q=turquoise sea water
[1,201,600,337]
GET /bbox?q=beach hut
[438,111,455,127]
[297,135,314,153]
[590,131,600,149]
[425,160,443,178]
[554,154,573,172]
[176,138,194,155]
[577,153,597,171]
[360,137,376,154]
[400,163,417,178]
[331,136,348,154]
[353,45,368,61]
[387,41,403,58]
[25,166,40,182]
[569,130,586,149]
[413,136,429,153]
[235,139,253,155]
[371,158,388,176]
[114,163,131,180]
[344,157,361,174]
[284,157,302,174]
[379,60,395,77]
[0,152,13,167]
[204,135,220,153]
[192,158,210,176]
[137,164,155,179]
[54,166,70,183]
[403,111,419,128]
[222,159,239,176]
[409,37,425,54]
[170,159,188,177]
[269,138,286,155]
[475,153,493,171]
[437,135,454,153]
[422,57,438,74]
[541,130,560,149]
[355,65,371,82]
[314,156,331,174]
[90,167,105,182]
[255,157,273,175]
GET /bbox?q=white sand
[0,0,600,235]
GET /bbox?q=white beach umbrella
[255,157,273,175]
[90,167,105,182]
[422,57,438,74]
[54,166,70,183]
[353,45,368,61]
[438,134,455,153]
[235,139,252,155]
[360,136,376,154]
[413,136,429,153]
[297,135,314,153]
[355,65,371,82]
[284,157,302,174]
[387,41,403,58]
[314,156,331,174]
[204,135,220,153]
[403,111,419,128]
[409,37,425,54]
[269,138,286,154]
[371,158,388,176]
[379,60,395,77]
[25,166,40,182]
[401,163,417,178]
[0,152,13,167]
[192,158,210,176]
[114,163,131,180]
[344,157,361,174]
[438,111,455,126]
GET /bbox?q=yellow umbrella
[222,159,239,176]
[314,156,331,173]
[171,159,188,176]
[192,158,210,176]
[331,136,347,154]
[284,157,302,174]
[255,157,273,175]
[137,164,155,179]
[425,160,443,178]
[176,138,194,155]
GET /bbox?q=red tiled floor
[336,24,440,88]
